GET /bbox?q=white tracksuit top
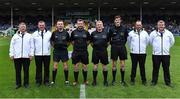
[32,30,52,56]
[128,30,150,54]
[149,29,175,55]
[9,32,34,59]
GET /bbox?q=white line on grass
[68,51,72,58]
[80,84,86,99]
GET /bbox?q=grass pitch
[0,36,180,98]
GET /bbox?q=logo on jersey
[120,32,124,36]
[102,35,107,38]
[83,34,87,38]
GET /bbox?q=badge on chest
[83,34,87,38]
[120,32,124,36]
[102,35,107,38]
[61,36,66,40]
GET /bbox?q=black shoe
[111,80,116,86]
[15,85,21,89]
[151,82,157,86]
[130,78,135,85]
[92,81,97,86]
[36,83,41,87]
[73,81,78,86]
[104,81,108,87]
[166,83,174,88]
[50,81,55,87]
[51,81,55,84]
[130,81,135,86]
[44,82,50,87]
[84,81,89,86]
[24,84,29,88]
[142,81,147,86]
[65,81,70,86]
[120,81,128,86]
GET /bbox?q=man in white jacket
[9,22,34,89]
[32,21,52,87]
[128,20,149,85]
[150,20,175,87]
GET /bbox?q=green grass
[0,36,180,98]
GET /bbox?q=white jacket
[149,29,175,55]
[32,30,52,56]
[128,30,149,54]
[9,32,34,59]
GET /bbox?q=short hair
[56,19,64,23]
[135,20,142,24]
[136,20,141,23]
[38,20,45,24]
[114,15,121,20]
[19,22,26,26]
[96,20,103,24]
[77,19,84,23]
[157,20,165,24]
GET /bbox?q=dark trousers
[130,53,147,82]
[35,56,50,84]
[14,58,30,86]
[152,55,171,84]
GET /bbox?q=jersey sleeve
[124,27,129,43]
[50,32,55,46]
[87,31,91,42]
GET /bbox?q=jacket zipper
[138,32,140,54]
[161,35,163,55]
[21,34,24,58]
[42,33,43,56]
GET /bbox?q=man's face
[96,21,104,31]
[56,21,64,30]
[158,21,165,32]
[77,21,84,29]
[135,21,142,31]
[19,23,26,33]
[38,22,46,31]
[114,18,121,27]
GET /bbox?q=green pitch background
[0,36,180,98]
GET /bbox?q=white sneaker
[50,81,55,85]
[65,81,70,86]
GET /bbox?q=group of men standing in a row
[9,15,175,89]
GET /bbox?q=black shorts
[72,50,89,65]
[92,49,109,65]
[111,45,127,60]
[53,50,69,62]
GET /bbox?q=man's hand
[29,56,33,61]
[71,41,74,45]
[10,56,14,60]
